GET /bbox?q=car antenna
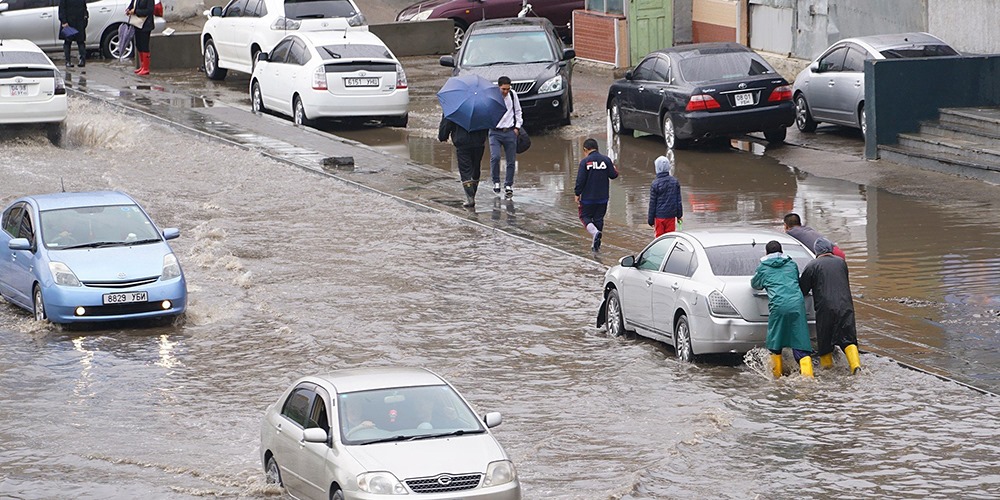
[751,238,756,247]
[61,178,66,193]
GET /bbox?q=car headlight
[48,261,81,287]
[406,9,432,21]
[271,17,300,30]
[357,472,407,494]
[162,253,181,280]
[537,75,563,94]
[484,460,517,487]
[708,290,740,317]
[347,12,367,26]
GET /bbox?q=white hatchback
[249,30,409,127]
[201,0,365,81]
[0,39,66,141]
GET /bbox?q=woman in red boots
[125,0,154,75]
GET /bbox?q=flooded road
[1,93,999,499]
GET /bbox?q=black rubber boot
[64,43,74,67]
[77,42,86,67]
[462,182,477,207]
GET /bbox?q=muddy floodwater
[1,80,999,497]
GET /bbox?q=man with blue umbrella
[437,75,507,208]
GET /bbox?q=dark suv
[440,17,575,127]
[396,0,582,49]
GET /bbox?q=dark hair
[784,213,802,227]
[765,240,782,254]
[498,76,511,86]
[583,138,599,151]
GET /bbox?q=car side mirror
[210,6,222,16]
[619,255,635,267]
[256,51,269,62]
[302,427,328,444]
[562,48,575,60]
[8,238,31,251]
[439,55,455,67]
[162,228,180,240]
[624,69,634,80]
[809,61,819,72]
[483,412,502,428]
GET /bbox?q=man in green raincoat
[751,240,813,378]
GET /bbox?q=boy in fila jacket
[574,138,619,252]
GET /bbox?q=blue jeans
[489,128,517,187]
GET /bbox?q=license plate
[734,92,754,106]
[344,77,379,87]
[103,291,148,304]
[8,84,28,97]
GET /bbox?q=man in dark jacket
[439,115,488,207]
[799,237,861,374]
[751,240,814,378]
[647,155,682,237]
[784,213,846,259]
[574,138,618,252]
[58,0,88,67]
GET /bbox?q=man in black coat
[799,237,861,374]
[439,115,488,208]
[58,0,88,67]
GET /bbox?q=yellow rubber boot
[819,353,834,369]
[799,356,814,378]
[771,354,783,378]
[844,344,861,374]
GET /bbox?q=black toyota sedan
[607,43,794,148]
[440,17,575,127]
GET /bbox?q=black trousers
[455,146,484,185]
[816,308,858,355]
[578,202,608,231]
[136,29,151,52]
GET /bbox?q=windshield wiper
[62,241,125,249]
[127,238,161,245]
[407,429,485,441]
[358,435,412,445]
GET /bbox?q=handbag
[59,26,80,40]
[516,125,531,154]
[127,13,146,28]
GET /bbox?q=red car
[396,0,582,48]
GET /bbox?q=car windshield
[319,44,390,60]
[704,242,812,276]
[283,0,356,19]
[338,384,484,445]
[40,205,161,250]
[460,31,555,66]
[879,44,959,59]
[678,52,773,83]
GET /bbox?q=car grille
[511,80,534,94]
[405,473,482,493]
[81,301,172,316]
[81,277,159,289]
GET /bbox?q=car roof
[838,32,949,51]
[312,367,446,393]
[23,191,137,211]
[651,42,752,58]
[296,29,388,48]
[678,227,807,249]
[469,17,553,33]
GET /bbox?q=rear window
[318,44,390,60]
[283,0,357,19]
[460,31,556,66]
[880,44,959,59]
[704,243,812,277]
[0,51,51,66]
[678,52,773,83]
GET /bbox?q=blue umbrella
[436,74,506,132]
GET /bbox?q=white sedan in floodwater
[249,30,409,128]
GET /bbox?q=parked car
[0,39,66,143]
[0,0,165,59]
[201,0,366,81]
[249,30,408,127]
[260,367,521,500]
[598,228,816,361]
[440,17,574,127]
[792,32,959,140]
[607,42,794,149]
[396,0,582,49]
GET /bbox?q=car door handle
[658,88,665,94]
[637,85,645,92]
[671,283,679,291]
[645,278,652,287]
[827,80,835,87]
[98,7,112,11]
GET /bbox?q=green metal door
[628,0,673,67]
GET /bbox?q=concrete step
[880,143,1000,184]
[919,121,1000,143]
[896,132,1000,167]
[938,107,1000,137]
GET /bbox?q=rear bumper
[688,313,816,354]
[303,90,409,119]
[678,101,794,140]
[0,95,67,124]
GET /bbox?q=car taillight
[708,291,740,318]
[54,71,66,95]
[271,17,301,30]
[312,66,327,90]
[396,64,407,89]
[768,85,792,102]
[686,94,721,112]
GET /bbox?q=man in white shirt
[489,76,522,198]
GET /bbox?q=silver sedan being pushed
[598,228,817,362]
[260,367,521,500]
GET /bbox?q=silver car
[791,32,958,140]
[260,367,521,500]
[598,229,816,361]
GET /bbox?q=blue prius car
[0,191,187,324]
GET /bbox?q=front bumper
[678,101,794,140]
[42,277,187,323]
[519,90,569,124]
[348,480,520,500]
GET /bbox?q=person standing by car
[489,76,522,198]
[751,240,814,378]
[126,0,155,76]
[574,138,618,252]
[784,213,845,259]
[799,237,862,374]
[58,0,88,67]
[647,155,682,237]
[439,114,488,207]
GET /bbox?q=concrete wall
[149,32,202,70]
[369,19,453,57]
[929,0,1000,55]
[673,0,693,44]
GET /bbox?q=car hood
[346,433,507,477]
[458,62,559,85]
[49,243,170,281]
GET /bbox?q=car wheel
[385,112,408,128]
[794,94,817,132]
[674,315,694,362]
[609,99,632,135]
[204,40,228,81]
[265,456,282,486]
[101,27,133,60]
[662,114,689,149]
[331,488,345,500]
[606,289,624,337]
[764,127,787,144]
[33,285,47,322]
[859,104,868,141]
[452,20,467,49]
[251,81,265,113]
[293,96,310,127]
